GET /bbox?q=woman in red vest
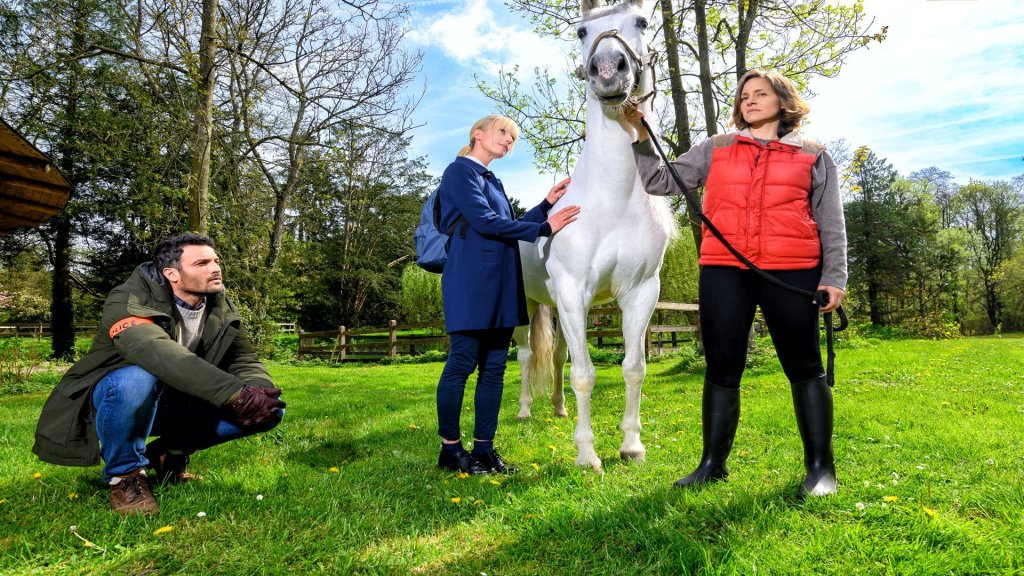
[622,70,847,499]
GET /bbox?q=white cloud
[807,0,1024,182]
[407,0,573,80]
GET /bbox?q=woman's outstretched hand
[620,102,649,142]
[546,177,572,204]
[547,205,581,234]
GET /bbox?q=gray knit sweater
[632,131,848,289]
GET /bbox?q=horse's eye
[577,26,587,40]
[636,17,648,30]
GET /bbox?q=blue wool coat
[438,156,551,332]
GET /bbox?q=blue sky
[403,0,1024,205]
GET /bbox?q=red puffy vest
[699,133,823,270]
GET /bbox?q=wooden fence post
[337,326,346,362]
[388,320,398,358]
[297,328,307,360]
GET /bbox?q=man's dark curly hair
[152,234,217,272]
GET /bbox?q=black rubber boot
[791,374,837,500]
[674,381,740,488]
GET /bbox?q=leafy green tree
[910,166,958,229]
[277,127,433,329]
[0,0,184,358]
[843,146,899,325]
[953,179,1023,332]
[0,244,51,323]
[400,264,443,324]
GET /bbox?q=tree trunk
[734,0,759,80]
[188,0,218,234]
[50,217,75,360]
[50,0,87,361]
[694,0,717,138]
[660,0,703,253]
[984,272,1001,330]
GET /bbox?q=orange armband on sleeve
[109,316,156,339]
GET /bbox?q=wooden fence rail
[0,324,98,338]
[296,302,699,362]
[1,322,300,338]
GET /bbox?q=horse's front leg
[616,279,661,462]
[514,324,533,420]
[556,300,600,469]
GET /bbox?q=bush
[0,338,62,393]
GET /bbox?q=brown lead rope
[638,117,848,386]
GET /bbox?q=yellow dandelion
[531,463,540,471]
[329,467,340,473]
[0,499,5,505]
[33,472,42,479]
[153,526,174,536]
[923,506,936,517]
[547,445,557,451]
[883,496,898,503]
[407,423,418,429]
[489,479,501,486]
[451,497,461,504]
[457,472,470,479]
[473,499,485,506]
[68,493,79,501]
[738,450,749,457]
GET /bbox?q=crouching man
[33,234,285,515]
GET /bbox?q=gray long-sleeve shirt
[632,132,848,289]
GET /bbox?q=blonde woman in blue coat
[436,114,580,475]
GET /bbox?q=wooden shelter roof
[0,117,71,236]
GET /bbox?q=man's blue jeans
[91,365,283,482]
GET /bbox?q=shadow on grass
[428,479,806,575]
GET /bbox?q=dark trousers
[699,266,825,388]
[436,328,514,442]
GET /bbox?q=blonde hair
[730,69,810,137]
[457,115,520,157]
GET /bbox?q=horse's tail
[528,304,556,399]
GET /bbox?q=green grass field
[1,336,1022,575]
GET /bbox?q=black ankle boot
[674,381,740,488]
[791,375,837,499]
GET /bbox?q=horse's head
[577,0,652,108]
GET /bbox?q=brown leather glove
[228,385,286,427]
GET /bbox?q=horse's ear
[581,0,603,17]
[628,0,644,8]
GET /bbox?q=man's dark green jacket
[33,263,274,467]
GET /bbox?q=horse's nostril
[616,54,627,72]
[589,61,598,76]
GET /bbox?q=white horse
[515,0,675,469]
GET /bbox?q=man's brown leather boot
[109,469,159,515]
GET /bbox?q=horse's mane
[580,3,640,24]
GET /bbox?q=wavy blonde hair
[730,69,810,137]
[457,115,520,157]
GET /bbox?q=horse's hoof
[576,454,602,470]
[516,411,532,421]
[619,449,646,462]
[554,408,569,418]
